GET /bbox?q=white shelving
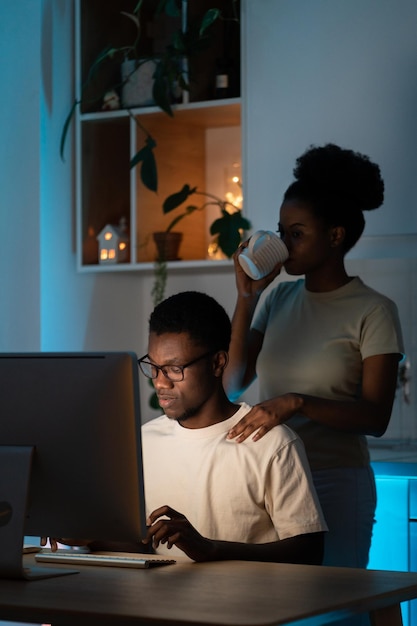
[74,0,241,272]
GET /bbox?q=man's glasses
[138,351,213,382]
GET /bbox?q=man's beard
[176,402,204,423]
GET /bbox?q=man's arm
[143,505,324,565]
[209,532,324,565]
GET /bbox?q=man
[139,290,327,563]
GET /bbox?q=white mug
[238,230,289,280]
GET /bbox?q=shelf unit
[74,0,242,272]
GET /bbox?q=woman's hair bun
[293,143,384,211]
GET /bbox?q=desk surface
[0,557,417,626]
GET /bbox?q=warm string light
[207,162,244,259]
[225,162,243,209]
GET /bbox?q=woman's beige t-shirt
[253,277,404,470]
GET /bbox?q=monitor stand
[0,446,78,580]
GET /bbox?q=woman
[224,143,404,570]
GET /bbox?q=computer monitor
[0,352,147,580]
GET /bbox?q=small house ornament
[97,218,129,264]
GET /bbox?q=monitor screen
[0,352,146,579]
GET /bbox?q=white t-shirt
[253,277,404,469]
[142,402,327,558]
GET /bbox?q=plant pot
[153,232,182,261]
[121,59,157,107]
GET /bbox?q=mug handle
[248,230,267,254]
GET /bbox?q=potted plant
[61,1,223,194]
[150,183,250,305]
[158,183,250,259]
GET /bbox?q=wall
[0,1,415,436]
[0,1,42,350]
[243,0,417,236]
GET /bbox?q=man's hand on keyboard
[40,537,91,552]
[143,505,215,562]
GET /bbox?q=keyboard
[35,550,176,569]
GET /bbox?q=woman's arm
[227,353,400,442]
[224,251,282,399]
[224,298,263,399]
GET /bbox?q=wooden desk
[0,556,417,626]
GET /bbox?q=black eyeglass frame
[137,351,214,382]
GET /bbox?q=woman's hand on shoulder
[227,394,303,443]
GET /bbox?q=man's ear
[330,225,345,248]
[213,351,229,377]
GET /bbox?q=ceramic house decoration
[97,221,129,264]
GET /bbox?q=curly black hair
[283,143,384,252]
[149,291,231,353]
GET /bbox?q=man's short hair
[149,291,231,353]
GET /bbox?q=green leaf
[209,217,225,236]
[171,30,186,54]
[140,149,158,192]
[85,46,117,84]
[130,136,158,192]
[157,0,180,17]
[232,213,251,231]
[163,184,197,213]
[60,99,79,161]
[133,0,144,15]
[210,211,252,258]
[120,11,140,30]
[152,75,173,117]
[199,8,221,37]
[218,229,241,258]
[130,143,150,169]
